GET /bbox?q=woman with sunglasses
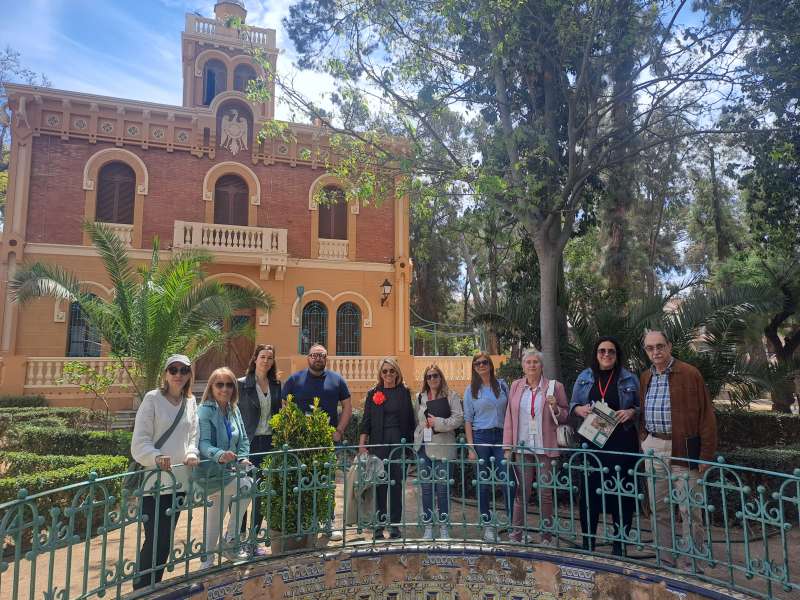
[130,354,199,590]
[196,367,253,568]
[359,357,416,540]
[413,364,463,540]
[237,344,282,556]
[463,352,512,543]
[569,336,640,556]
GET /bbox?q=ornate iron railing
[0,444,798,599]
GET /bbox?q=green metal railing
[0,443,798,599]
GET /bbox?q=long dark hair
[590,336,624,377]
[470,352,500,399]
[246,344,277,381]
[420,363,450,398]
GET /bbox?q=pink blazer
[502,377,569,457]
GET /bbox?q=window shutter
[96,162,135,224]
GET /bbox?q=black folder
[425,397,451,420]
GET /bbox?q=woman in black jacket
[358,357,416,539]
[237,343,282,555]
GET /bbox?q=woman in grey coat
[413,364,463,540]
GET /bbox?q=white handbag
[547,379,576,448]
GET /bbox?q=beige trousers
[641,435,707,563]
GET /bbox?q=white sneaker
[439,526,450,540]
[483,527,497,543]
[422,526,433,540]
[329,529,343,542]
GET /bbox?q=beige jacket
[413,390,464,461]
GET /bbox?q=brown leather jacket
[639,358,718,462]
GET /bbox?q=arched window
[318,186,347,240]
[336,302,361,356]
[66,299,101,357]
[301,301,328,354]
[233,64,257,92]
[203,59,228,105]
[95,162,135,224]
[214,174,248,226]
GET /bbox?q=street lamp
[380,279,393,306]
[296,285,305,354]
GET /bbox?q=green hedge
[716,409,800,450]
[10,426,132,457]
[0,395,47,408]
[0,451,119,478]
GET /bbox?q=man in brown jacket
[639,329,717,568]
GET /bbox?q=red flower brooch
[372,391,386,406]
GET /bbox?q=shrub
[0,454,129,547]
[0,395,47,408]
[0,451,116,478]
[497,359,522,383]
[0,407,107,429]
[341,408,362,446]
[264,398,335,537]
[716,409,800,450]
[11,426,132,457]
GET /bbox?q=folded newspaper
[577,401,620,448]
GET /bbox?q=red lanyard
[597,371,614,401]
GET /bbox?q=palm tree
[10,221,274,397]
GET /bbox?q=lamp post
[296,285,304,354]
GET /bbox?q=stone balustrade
[318,238,349,260]
[24,357,134,389]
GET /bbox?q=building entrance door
[194,312,255,382]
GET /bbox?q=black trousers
[376,460,405,529]
[579,448,637,553]
[241,434,272,540]
[133,493,184,590]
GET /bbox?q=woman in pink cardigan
[503,348,569,544]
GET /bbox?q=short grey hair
[643,329,670,344]
[521,348,543,363]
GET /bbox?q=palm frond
[10,263,85,304]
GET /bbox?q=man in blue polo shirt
[283,344,352,542]
[282,344,353,443]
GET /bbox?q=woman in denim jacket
[569,336,640,556]
[196,367,253,568]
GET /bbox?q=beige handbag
[547,379,576,448]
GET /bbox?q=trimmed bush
[11,426,132,457]
[0,451,116,478]
[0,395,47,408]
[716,409,800,450]
[0,407,108,429]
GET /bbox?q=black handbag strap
[154,399,187,450]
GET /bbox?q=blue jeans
[419,447,451,525]
[472,428,515,524]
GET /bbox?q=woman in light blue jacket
[196,367,252,568]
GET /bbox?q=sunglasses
[381,368,396,375]
[597,348,617,356]
[426,372,441,380]
[213,381,235,390]
[167,365,191,375]
[309,353,327,359]
[474,359,490,367]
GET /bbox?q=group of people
[129,329,718,589]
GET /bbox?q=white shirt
[131,389,199,493]
[254,382,272,436]
[517,382,545,453]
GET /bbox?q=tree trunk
[708,145,730,262]
[533,237,563,380]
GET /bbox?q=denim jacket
[569,367,641,419]
[194,400,250,491]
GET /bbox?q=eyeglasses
[597,348,617,356]
[214,381,235,390]
[645,343,667,353]
[167,365,191,375]
[474,359,490,367]
[381,368,396,375]
[425,373,441,380]
[309,352,327,359]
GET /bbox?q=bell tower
[180,0,277,120]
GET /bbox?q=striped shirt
[644,358,674,434]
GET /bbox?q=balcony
[173,221,288,280]
[318,238,349,260]
[185,14,276,49]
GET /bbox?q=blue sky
[1,0,305,110]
